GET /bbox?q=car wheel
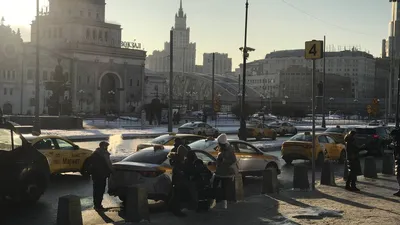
[339,150,346,164]
[265,163,278,171]
[80,160,91,178]
[284,159,293,165]
[20,174,47,204]
[316,153,324,167]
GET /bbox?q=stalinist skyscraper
[146,0,196,73]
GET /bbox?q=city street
[0,134,385,225]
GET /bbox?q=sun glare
[0,0,47,25]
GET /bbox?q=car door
[33,138,62,173]
[53,138,82,172]
[325,135,341,159]
[317,135,332,159]
[192,150,217,172]
[230,142,264,172]
[196,123,205,134]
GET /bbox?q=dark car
[0,119,50,205]
[354,127,391,156]
[323,126,355,144]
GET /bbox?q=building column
[94,62,100,114]
[70,58,78,114]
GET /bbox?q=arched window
[86,28,90,39]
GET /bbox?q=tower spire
[178,0,184,17]
[180,0,182,10]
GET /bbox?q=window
[122,149,168,165]
[129,79,133,86]
[0,129,23,151]
[3,88,7,95]
[87,76,90,84]
[98,30,103,40]
[151,135,174,145]
[193,151,215,164]
[58,27,63,38]
[53,28,57,38]
[7,71,10,80]
[80,10,83,16]
[43,71,48,80]
[88,11,91,17]
[33,138,55,150]
[189,140,217,152]
[86,29,90,39]
[96,12,100,19]
[326,136,336,144]
[318,136,328,144]
[10,88,13,96]
[233,143,258,154]
[12,71,15,79]
[55,139,75,150]
[105,31,108,41]
[136,80,140,86]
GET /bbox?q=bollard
[321,161,336,186]
[343,161,349,181]
[364,156,378,178]
[262,168,279,194]
[293,165,309,190]
[234,174,244,202]
[382,154,395,175]
[56,195,83,225]
[125,186,150,223]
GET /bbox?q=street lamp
[78,89,85,112]
[32,0,41,135]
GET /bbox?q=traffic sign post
[305,40,324,191]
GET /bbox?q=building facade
[0,0,146,115]
[146,0,196,73]
[245,74,280,98]
[202,53,232,75]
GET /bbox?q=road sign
[305,40,324,59]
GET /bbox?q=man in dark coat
[344,131,362,191]
[87,141,114,210]
[390,129,400,197]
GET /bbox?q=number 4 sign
[305,40,324,59]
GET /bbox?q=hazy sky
[0,0,392,67]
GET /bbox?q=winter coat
[215,144,239,178]
[87,148,113,179]
[344,134,362,176]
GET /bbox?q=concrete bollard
[321,161,336,186]
[56,195,83,225]
[125,186,150,223]
[382,154,395,175]
[293,165,309,190]
[234,174,244,202]
[262,168,279,194]
[364,156,378,178]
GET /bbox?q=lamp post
[238,0,255,141]
[329,97,334,116]
[33,0,41,135]
[354,99,359,119]
[78,89,85,112]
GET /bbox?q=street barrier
[382,154,395,175]
[343,161,349,181]
[293,165,310,190]
[364,156,378,178]
[234,174,244,201]
[262,168,279,194]
[56,195,83,225]
[125,186,150,223]
[320,161,336,186]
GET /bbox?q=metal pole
[389,3,395,122]
[168,30,174,132]
[239,0,249,140]
[33,0,41,135]
[311,59,316,190]
[396,61,400,128]
[321,35,326,128]
[212,53,215,120]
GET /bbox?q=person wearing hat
[86,141,114,210]
[168,145,189,217]
[344,131,363,192]
[390,129,400,197]
[213,133,238,209]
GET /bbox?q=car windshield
[151,135,174,145]
[189,139,217,150]
[0,128,23,151]
[325,128,345,133]
[355,128,376,135]
[122,149,168,164]
[289,134,313,142]
[246,123,258,128]
[181,123,198,128]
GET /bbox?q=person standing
[87,141,114,210]
[344,131,362,191]
[390,129,400,197]
[213,133,238,209]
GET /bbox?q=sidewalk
[81,174,400,225]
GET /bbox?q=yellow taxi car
[323,126,355,144]
[237,121,277,141]
[25,135,92,176]
[281,132,346,166]
[136,133,206,151]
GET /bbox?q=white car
[177,121,220,137]
[267,121,298,136]
[188,138,281,176]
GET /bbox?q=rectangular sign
[305,40,324,59]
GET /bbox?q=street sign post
[305,40,324,191]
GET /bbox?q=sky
[0,0,392,68]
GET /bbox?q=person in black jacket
[87,141,114,211]
[344,131,363,191]
[390,129,400,197]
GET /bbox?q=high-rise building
[202,53,232,75]
[146,0,196,73]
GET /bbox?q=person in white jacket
[213,133,238,209]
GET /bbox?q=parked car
[354,127,391,155]
[0,120,50,204]
[136,133,205,151]
[177,121,219,137]
[323,126,355,144]
[238,121,277,141]
[108,146,216,202]
[188,138,281,176]
[281,132,346,166]
[368,120,385,126]
[267,121,298,136]
[25,135,92,176]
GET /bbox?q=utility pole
[396,63,400,128]
[168,30,173,132]
[389,0,396,123]
[321,35,326,128]
[33,0,41,135]
[212,53,215,119]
